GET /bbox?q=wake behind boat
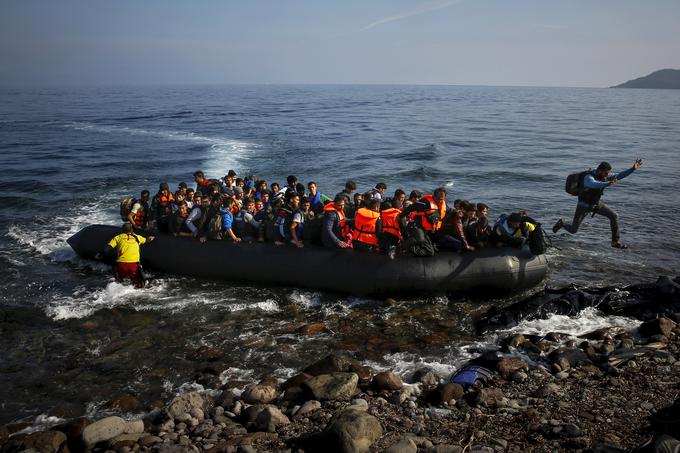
[68,224,548,296]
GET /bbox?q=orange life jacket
[159,193,175,207]
[132,206,147,227]
[380,208,402,240]
[323,203,346,227]
[352,208,380,246]
[413,195,446,232]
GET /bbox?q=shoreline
[2,305,678,452]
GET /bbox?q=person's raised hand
[608,177,618,186]
[634,159,643,170]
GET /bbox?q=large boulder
[372,371,403,391]
[166,392,208,419]
[320,408,383,453]
[241,382,280,404]
[81,416,127,448]
[302,373,358,401]
[639,317,677,338]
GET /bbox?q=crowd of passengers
[122,169,538,258]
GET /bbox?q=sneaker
[387,246,397,260]
[552,219,563,233]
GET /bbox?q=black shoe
[552,219,563,233]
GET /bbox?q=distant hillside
[612,69,680,89]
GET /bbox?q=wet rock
[430,383,464,405]
[507,334,527,348]
[167,392,209,419]
[384,298,397,307]
[386,437,417,453]
[429,445,463,453]
[241,384,280,404]
[254,406,290,432]
[511,370,528,383]
[304,354,358,376]
[123,419,144,434]
[654,435,680,452]
[302,372,358,401]
[349,398,369,412]
[282,372,312,390]
[319,408,382,453]
[138,435,162,446]
[549,348,592,370]
[82,416,127,448]
[108,394,142,412]
[411,368,440,389]
[189,407,205,422]
[109,432,145,446]
[640,318,676,338]
[295,400,322,418]
[562,423,581,437]
[349,364,374,383]
[215,389,238,410]
[299,322,327,335]
[470,388,505,408]
[496,357,528,379]
[20,431,67,453]
[373,371,403,391]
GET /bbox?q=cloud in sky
[362,0,464,31]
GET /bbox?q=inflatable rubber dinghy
[68,225,548,296]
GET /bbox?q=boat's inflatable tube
[68,225,548,296]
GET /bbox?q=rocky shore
[2,310,679,453]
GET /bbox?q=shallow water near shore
[0,85,679,424]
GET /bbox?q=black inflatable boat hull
[68,225,548,296]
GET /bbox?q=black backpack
[565,170,590,196]
[405,222,436,257]
[527,223,549,256]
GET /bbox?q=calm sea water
[0,85,678,424]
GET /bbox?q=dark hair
[287,175,297,185]
[271,182,280,190]
[141,190,150,196]
[433,187,447,197]
[376,182,387,190]
[212,195,223,204]
[187,188,195,194]
[122,223,133,233]
[193,171,204,178]
[464,202,476,212]
[366,198,381,210]
[453,199,462,206]
[301,196,310,204]
[177,200,188,208]
[235,178,243,185]
[508,213,522,224]
[477,203,489,211]
[597,161,612,172]
[354,192,363,201]
[345,180,356,190]
[334,194,346,203]
[178,182,187,189]
[307,181,317,187]
[394,189,405,198]
[391,198,403,209]
[286,190,300,201]
[227,169,237,177]
[409,190,422,200]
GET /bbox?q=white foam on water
[64,122,257,177]
[287,290,321,308]
[498,307,641,337]
[15,415,65,435]
[219,367,255,385]
[224,299,280,313]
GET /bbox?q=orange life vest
[132,206,147,227]
[380,208,402,240]
[159,193,175,207]
[323,203,346,227]
[413,195,446,232]
[352,208,380,246]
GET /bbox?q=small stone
[641,402,654,410]
[139,435,162,446]
[386,437,417,453]
[296,400,322,418]
[167,392,207,419]
[190,407,205,422]
[511,370,528,383]
[282,372,313,390]
[349,398,369,412]
[299,322,327,335]
[411,368,440,389]
[496,357,528,379]
[431,383,464,405]
[563,423,581,437]
[639,317,676,338]
[254,406,290,431]
[534,383,560,398]
[319,408,382,452]
[507,334,527,348]
[470,388,505,408]
[302,372,359,401]
[489,437,508,449]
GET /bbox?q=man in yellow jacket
[100,223,155,288]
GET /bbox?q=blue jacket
[579,166,635,207]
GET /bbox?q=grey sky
[1,0,678,87]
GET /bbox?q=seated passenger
[399,187,461,251]
[307,181,332,214]
[230,187,244,213]
[450,201,475,252]
[233,198,261,242]
[127,190,150,231]
[335,180,356,217]
[351,198,382,252]
[492,212,535,247]
[300,196,316,221]
[322,195,350,249]
[346,192,363,220]
[178,182,188,198]
[150,182,175,232]
[185,188,195,209]
[288,194,305,248]
[391,189,406,206]
[185,194,208,236]
[193,171,214,196]
[272,191,299,246]
[198,196,224,243]
[466,202,491,246]
[286,175,306,195]
[365,182,387,201]
[169,201,193,237]
[404,190,423,209]
[219,198,241,243]
[379,198,403,256]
